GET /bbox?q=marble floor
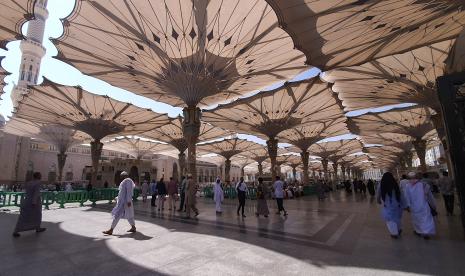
[1,191,465,276]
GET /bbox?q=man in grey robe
[103,171,136,235]
[12,172,46,237]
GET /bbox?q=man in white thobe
[213,177,224,213]
[103,172,136,235]
[404,172,436,239]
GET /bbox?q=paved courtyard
[1,192,465,276]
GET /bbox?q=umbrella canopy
[277,117,348,151]
[13,81,171,141]
[309,139,364,161]
[13,81,172,186]
[348,106,435,139]
[3,116,90,152]
[142,116,232,153]
[203,78,343,140]
[323,40,455,112]
[103,136,174,160]
[0,0,35,49]
[348,106,436,171]
[3,116,91,181]
[198,137,261,183]
[53,0,307,107]
[203,77,344,180]
[52,0,311,181]
[198,138,262,160]
[267,0,465,70]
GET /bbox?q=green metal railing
[0,188,141,209]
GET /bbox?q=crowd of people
[9,169,456,240]
[376,171,454,240]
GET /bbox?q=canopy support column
[413,139,427,172]
[266,137,278,181]
[332,161,338,184]
[240,165,245,178]
[183,106,201,184]
[90,140,103,186]
[57,151,67,182]
[341,164,346,181]
[178,151,186,180]
[292,166,297,180]
[300,151,309,185]
[257,162,263,176]
[224,158,231,185]
[322,158,329,181]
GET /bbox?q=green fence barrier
[247,188,257,200]
[224,187,237,199]
[303,186,316,196]
[0,188,140,209]
[203,186,213,198]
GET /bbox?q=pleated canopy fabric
[0,0,35,49]
[266,0,465,70]
[230,155,255,168]
[197,138,262,159]
[277,117,348,151]
[53,0,307,107]
[446,29,465,74]
[203,78,344,140]
[308,139,363,161]
[360,133,414,152]
[141,116,231,153]
[285,155,302,167]
[339,154,371,167]
[13,81,172,141]
[3,116,91,152]
[348,106,435,140]
[239,147,269,164]
[103,136,174,159]
[323,40,455,112]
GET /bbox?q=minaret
[11,0,48,105]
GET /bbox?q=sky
[0,0,413,152]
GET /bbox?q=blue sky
[0,0,412,149]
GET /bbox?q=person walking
[377,172,404,239]
[12,172,46,237]
[141,180,149,203]
[438,171,455,216]
[185,174,199,218]
[213,177,224,213]
[404,172,437,240]
[255,177,270,217]
[150,179,157,207]
[103,171,136,235]
[177,176,187,212]
[367,179,375,197]
[236,177,248,217]
[167,177,178,211]
[274,176,288,216]
[156,178,167,211]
